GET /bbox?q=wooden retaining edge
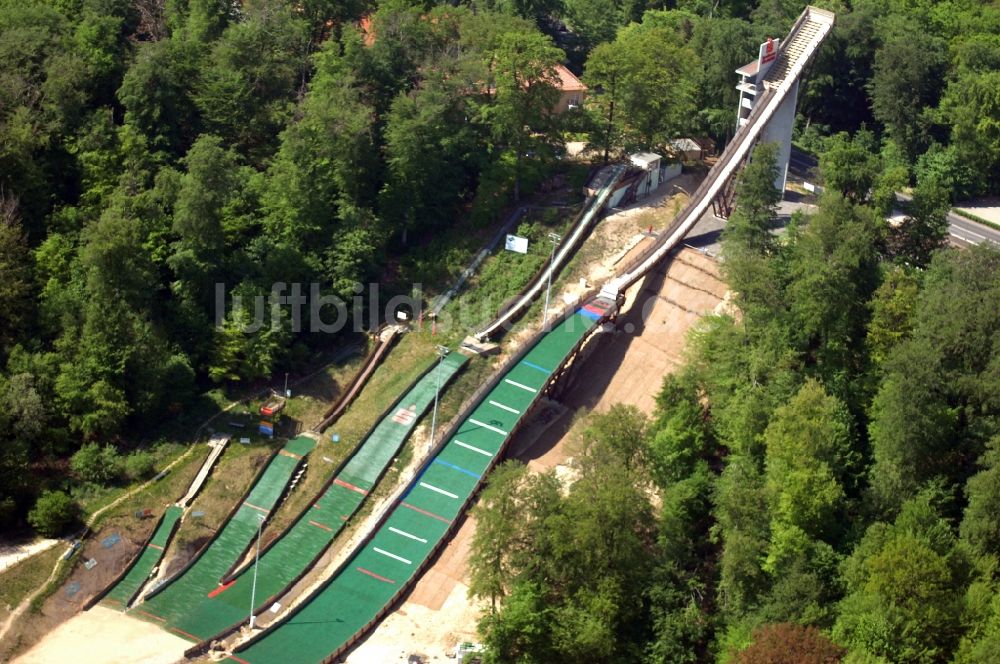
[311,327,399,434]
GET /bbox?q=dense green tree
[194,1,310,160]
[0,201,33,352]
[762,380,854,574]
[563,0,620,48]
[479,30,562,202]
[70,442,123,484]
[818,130,880,205]
[960,437,1000,558]
[887,182,949,268]
[865,265,919,369]
[869,22,946,163]
[833,491,969,663]
[27,490,79,537]
[723,142,781,256]
[117,38,202,157]
[868,244,1000,515]
[583,22,699,156]
[940,68,1000,194]
[380,70,481,240]
[469,461,532,611]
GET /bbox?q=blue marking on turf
[433,458,481,479]
[578,307,602,321]
[403,467,430,499]
[521,360,551,374]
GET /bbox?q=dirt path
[0,540,58,575]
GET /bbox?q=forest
[1,0,999,659]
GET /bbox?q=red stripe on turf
[207,579,236,598]
[312,503,322,510]
[243,501,269,513]
[147,543,163,550]
[309,520,333,532]
[357,566,395,584]
[333,478,368,495]
[228,654,252,664]
[279,449,302,459]
[401,502,450,523]
[171,626,201,641]
[340,515,348,521]
[583,304,605,315]
[137,609,165,622]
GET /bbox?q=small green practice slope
[232,303,609,664]
[163,352,467,642]
[102,505,183,609]
[137,435,315,639]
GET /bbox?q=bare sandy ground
[0,540,58,575]
[13,606,188,664]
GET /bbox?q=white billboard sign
[505,234,529,254]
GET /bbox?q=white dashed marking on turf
[454,440,493,457]
[504,379,536,393]
[469,418,508,436]
[374,547,412,565]
[489,400,520,414]
[389,527,427,543]
[420,482,458,499]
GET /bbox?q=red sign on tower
[761,38,777,64]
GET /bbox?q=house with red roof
[550,64,586,114]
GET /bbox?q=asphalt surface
[790,146,1000,248]
[895,191,1000,247]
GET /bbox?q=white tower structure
[735,37,797,194]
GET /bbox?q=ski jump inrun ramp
[226,8,834,663]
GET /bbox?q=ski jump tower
[735,36,798,195]
[710,7,834,218]
[601,5,835,301]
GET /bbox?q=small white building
[630,152,662,199]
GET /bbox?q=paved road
[895,191,1000,247]
[790,147,1000,248]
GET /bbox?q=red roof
[552,64,587,92]
[358,15,375,46]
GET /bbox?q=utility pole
[283,372,289,398]
[249,514,264,629]
[543,232,561,327]
[430,345,450,449]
